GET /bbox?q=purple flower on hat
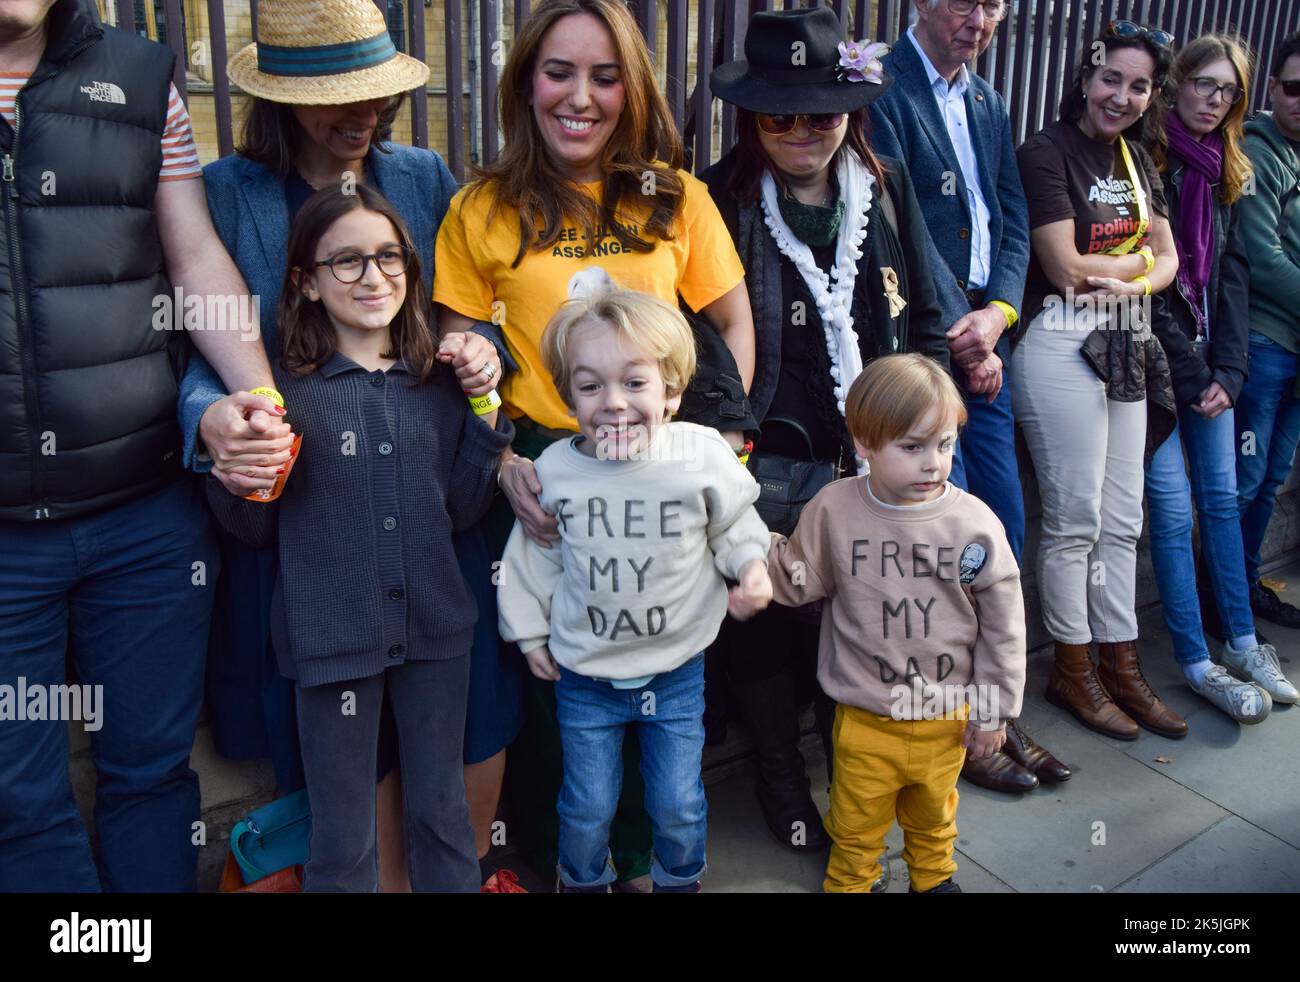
[837,40,888,83]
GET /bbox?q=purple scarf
[1165,112,1223,313]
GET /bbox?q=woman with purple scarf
[1143,34,1298,723]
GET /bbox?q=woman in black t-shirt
[1014,24,1184,745]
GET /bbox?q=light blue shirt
[907,27,992,291]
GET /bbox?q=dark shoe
[910,877,962,893]
[557,879,612,893]
[729,674,831,853]
[1001,721,1072,783]
[1250,579,1300,629]
[1097,641,1188,739]
[651,880,702,893]
[960,748,1038,793]
[1046,641,1140,740]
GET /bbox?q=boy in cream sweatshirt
[768,354,1027,894]
[498,283,772,893]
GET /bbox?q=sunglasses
[756,112,847,135]
[1277,79,1300,97]
[1106,20,1176,50]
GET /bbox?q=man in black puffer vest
[0,0,285,892]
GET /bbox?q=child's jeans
[824,704,967,893]
[554,654,707,890]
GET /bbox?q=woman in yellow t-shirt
[434,0,754,890]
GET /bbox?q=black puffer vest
[0,0,181,521]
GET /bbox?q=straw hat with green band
[227,0,430,106]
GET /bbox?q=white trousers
[1011,305,1146,644]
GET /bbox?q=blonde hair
[844,354,967,451]
[1150,33,1256,204]
[541,285,697,408]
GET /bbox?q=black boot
[729,674,830,853]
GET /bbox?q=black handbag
[748,417,842,537]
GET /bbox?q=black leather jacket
[1150,158,1251,408]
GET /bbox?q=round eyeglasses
[314,247,411,284]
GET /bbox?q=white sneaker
[1191,665,1272,724]
[1220,642,1300,704]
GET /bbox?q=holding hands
[438,331,502,396]
[728,558,774,621]
[947,306,1007,402]
[200,390,294,496]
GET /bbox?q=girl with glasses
[1143,34,1294,722]
[206,185,513,892]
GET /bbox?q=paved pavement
[699,566,1300,893]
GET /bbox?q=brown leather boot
[1097,641,1188,739]
[1046,641,1140,740]
[1001,720,1072,783]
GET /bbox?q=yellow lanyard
[1106,135,1150,255]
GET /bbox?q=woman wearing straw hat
[697,6,952,855]
[434,0,755,890]
[176,0,514,892]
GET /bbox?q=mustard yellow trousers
[823,704,967,893]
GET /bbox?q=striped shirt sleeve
[159,82,201,181]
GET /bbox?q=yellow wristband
[1134,275,1153,296]
[249,386,284,408]
[469,390,502,416]
[1138,246,1156,275]
[989,300,1018,329]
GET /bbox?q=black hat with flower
[709,7,891,115]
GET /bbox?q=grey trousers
[296,656,478,893]
[1011,304,1146,645]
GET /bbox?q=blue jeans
[1146,406,1255,663]
[0,477,217,891]
[554,654,707,889]
[949,340,1026,563]
[1236,331,1300,583]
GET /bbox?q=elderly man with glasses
[870,0,1072,794]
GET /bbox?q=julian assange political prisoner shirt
[497,422,770,681]
[767,477,1027,727]
[1017,120,1167,328]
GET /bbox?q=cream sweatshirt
[498,422,770,680]
[767,477,1026,728]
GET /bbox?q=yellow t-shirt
[433,167,745,432]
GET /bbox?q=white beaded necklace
[760,152,874,473]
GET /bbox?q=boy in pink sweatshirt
[767,354,1027,893]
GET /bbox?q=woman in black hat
[694,6,949,855]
